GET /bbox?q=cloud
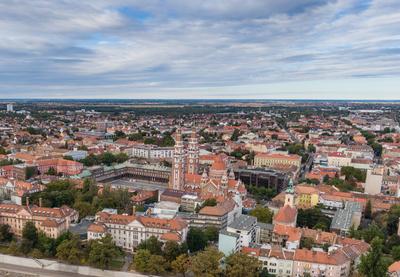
[0,0,400,98]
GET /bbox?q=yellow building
[254,153,302,168]
[295,185,319,208]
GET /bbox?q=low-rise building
[0,202,78,238]
[330,201,362,236]
[254,153,302,169]
[88,211,188,252]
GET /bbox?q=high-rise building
[171,128,186,190]
[6,104,13,112]
[187,127,199,175]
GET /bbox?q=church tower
[284,179,295,208]
[187,127,199,175]
[171,128,186,190]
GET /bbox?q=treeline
[133,232,267,277]
[29,180,133,219]
[79,152,129,166]
[0,222,123,270]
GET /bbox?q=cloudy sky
[1,0,400,99]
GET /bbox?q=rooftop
[228,214,257,231]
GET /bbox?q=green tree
[360,223,384,243]
[190,246,223,277]
[365,200,372,219]
[249,205,273,224]
[358,237,389,277]
[163,240,185,262]
[386,205,400,236]
[137,236,164,255]
[297,207,331,231]
[25,166,37,179]
[225,252,262,277]
[37,232,56,257]
[20,221,38,254]
[300,237,314,250]
[391,245,400,261]
[171,254,191,277]
[47,167,57,175]
[56,235,83,264]
[88,234,122,270]
[323,174,330,183]
[204,226,219,243]
[134,249,167,274]
[231,129,241,141]
[187,228,207,253]
[0,224,13,242]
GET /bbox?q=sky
[0,0,400,99]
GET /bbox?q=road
[0,263,93,277]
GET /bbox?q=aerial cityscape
[1,1,400,277]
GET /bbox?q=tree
[391,245,400,261]
[187,227,207,253]
[190,246,223,277]
[37,232,56,257]
[204,226,219,243]
[231,129,241,141]
[307,144,316,153]
[47,167,57,175]
[202,198,217,208]
[386,205,400,236]
[0,224,13,242]
[88,234,122,270]
[297,207,331,231]
[163,240,185,262]
[249,205,273,224]
[137,236,164,255]
[25,166,37,179]
[300,237,314,250]
[134,249,167,274]
[365,200,372,219]
[171,254,191,277]
[360,223,384,243]
[56,235,83,264]
[358,237,389,277]
[22,222,38,250]
[225,252,262,277]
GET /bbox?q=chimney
[26,197,29,207]
[39,197,42,207]
[132,206,136,215]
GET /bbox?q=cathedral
[170,128,247,201]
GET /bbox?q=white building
[88,211,188,252]
[6,104,13,112]
[226,214,257,248]
[127,144,174,160]
[364,166,384,195]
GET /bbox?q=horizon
[1,1,400,99]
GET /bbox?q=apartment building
[0,202,78,238]
[254,153,302,169]
[36,158,83,176]
[243,241,369,277]
[243,245,294,277]
[218,214,257,255]
[126,144,174,160]
[88,211,188,252]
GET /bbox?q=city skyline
[1,0,400,99]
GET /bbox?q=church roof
[274,205,297,224]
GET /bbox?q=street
[0,263,93,277]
